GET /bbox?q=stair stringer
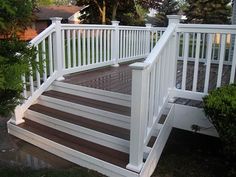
[140,104,174,177]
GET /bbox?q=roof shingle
[35,5,82,20]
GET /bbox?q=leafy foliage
[0,39,38,117]
[0,0,38,117]
[76,0,140,25]
[147,0,180,26]
[0,0,34,36]
[183,0,232,24]
[137,0,162,9]
[203,84,236,161]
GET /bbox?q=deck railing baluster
[230,37,236,83]
[217,34,226,87]
[72,30,76,67]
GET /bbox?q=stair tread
[174,98,203,108]
[42,90,131,116]
[18,119,129,168]
[29,104,130,140]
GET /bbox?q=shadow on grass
[152,128,234,177]
[0,165,104,177]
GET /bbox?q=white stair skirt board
[52,81,131,107]
[140,105,174,177]
[7,122,138,177]
[25,110,130,153]
[38,95,130,129]
[173,104,219,137]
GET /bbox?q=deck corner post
[111,21,120,67]
[145,23,152,54]
[10,105,25,125]
[167,15,181,25]
[50,17,64,80]
[167,15,180,100]
[127,62,149,173]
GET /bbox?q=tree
[36,0,54,6]
[76,0,137,24]
[0,0,33,37]
[137,0,162,9]
[0,0,38,117]
[184,0,232,24]
[156,0,180,26]
[138,0,179,27]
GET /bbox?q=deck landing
[62,61,235,95]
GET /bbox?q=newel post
[50,17,64,80]
[111,21,120,67]
[10,106,25,125]
[167,15,181,98]
[126,62,149,173]
[145,24,152,54]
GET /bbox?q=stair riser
[52,81,131,107]
[25,110,130,153]
[8,122,138,177]
[38,96,130,129]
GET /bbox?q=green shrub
[203,84,236,159]
[0,38,37,117]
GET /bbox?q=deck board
[18,119,130,168]
[43,90,131,116]
[29,104,130,140]
[62,61,235,95]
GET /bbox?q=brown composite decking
[29,104,131,140]
[43,90,131,116]
[62,61,235,95]
[17,119,130,168]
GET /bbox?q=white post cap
[167,15,181,24]
[111,21,120,26]
[145,23,152,28]
[50,17,63,23]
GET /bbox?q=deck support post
[111,21,120,67]
[145,24,152,54]
[167,15,181,102]
[50,17,64,81]
[127,62,149,173]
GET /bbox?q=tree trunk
[112,1,119,20]
[102,0,106,24]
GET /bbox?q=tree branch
[93,0,103,14]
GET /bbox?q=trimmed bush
[203,84,236,158]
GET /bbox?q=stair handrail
[11,21,59,125]
[127,15,181,173]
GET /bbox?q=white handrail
[177,24,236,33]
[30,24,55,46]
[145,24,176,65]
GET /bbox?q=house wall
[35,20,50,34]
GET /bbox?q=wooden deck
[62,61,235,95]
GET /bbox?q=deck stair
[8,15,231,177]
[8,80,173,177]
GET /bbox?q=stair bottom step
[12,119,129,169]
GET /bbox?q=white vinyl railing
[127,16,179,172]
[176,24,236,93]
[22,24,56,98]
[13,18,165,124]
